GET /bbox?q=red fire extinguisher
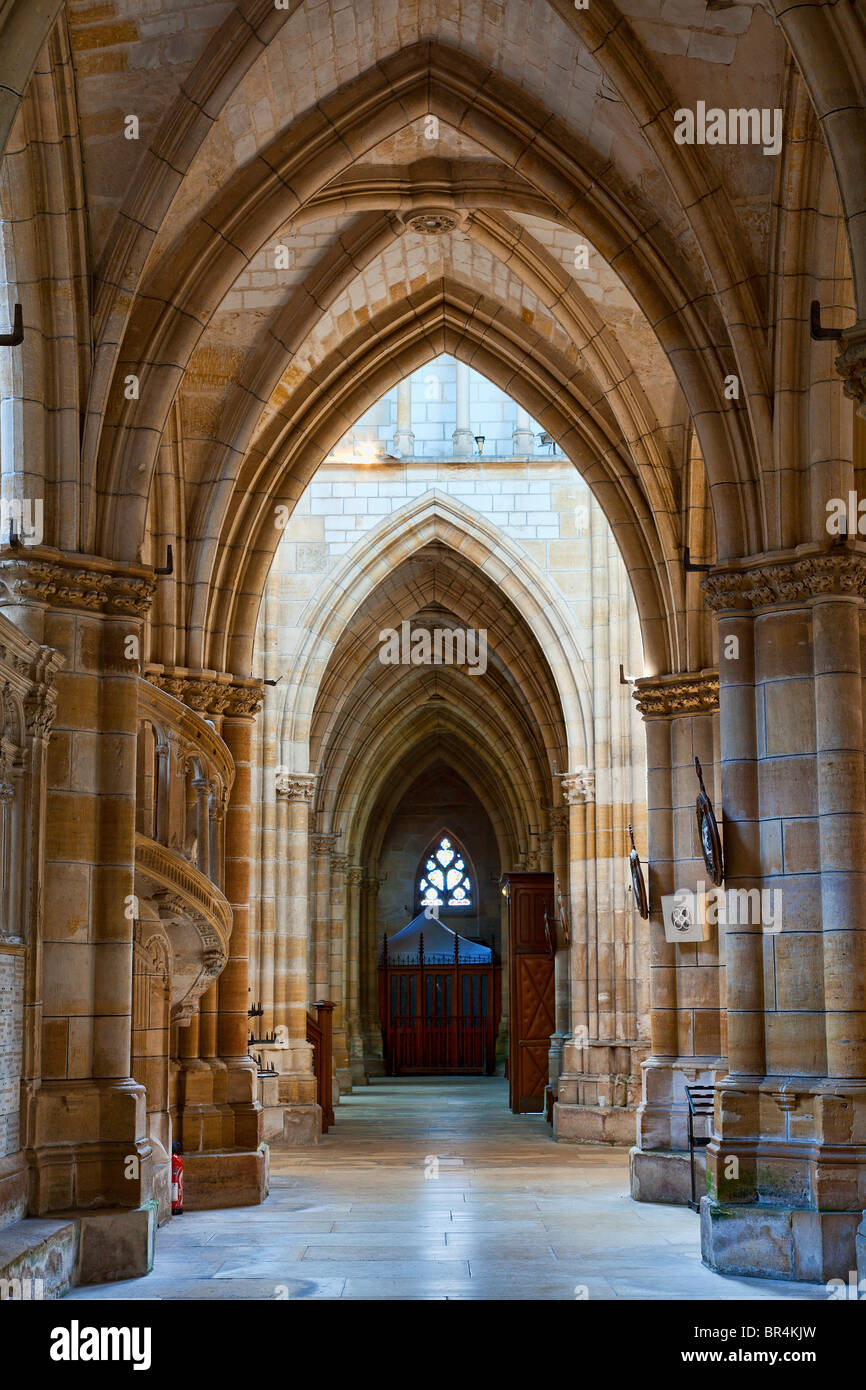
[171,1141,184,1215]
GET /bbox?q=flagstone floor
[65,1078,829,1300]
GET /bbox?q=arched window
[416,834,473,911]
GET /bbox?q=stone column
[193,775,210,878]
[359,873,385,1078]
[329,852,352,1093]
[216,712,262,1154]
[267,771,319,1143]
[625,671,724,1202]
[310,832,339,1003]
[345,865,366,1084]
[452,361,475,458]
[544,814,570,1090]
[699,551,866,1283]
[555,767,642,1144]
[392,377,415,457]
[0,551,157,1281]
[512,404,535,455]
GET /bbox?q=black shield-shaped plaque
[695,756,724,886]
[628,824,649,919]
[556,878,570,945]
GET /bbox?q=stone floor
[66,1078,830,1300]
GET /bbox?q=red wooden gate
[379,933,501,1075]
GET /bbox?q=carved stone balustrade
[134,833,232,1027]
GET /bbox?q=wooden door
[504,873,555,1113]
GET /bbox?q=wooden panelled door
[503,873,555,1113]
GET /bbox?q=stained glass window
[417,835,473,909]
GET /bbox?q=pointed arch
[274,488,591,777]
[200,282,673,678]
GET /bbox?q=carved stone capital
[144,665,264,718]
[222,682,266,718]
[561,768,595,804]
[632,670,719,720]
[275,770,317,802]
[330,853,350,876]
[311,832,340,855]
[346,865,365,886]
[0,548,155,618]
[702,546,866,613]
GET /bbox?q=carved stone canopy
[0,626,62,745]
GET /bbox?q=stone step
[0,1217,80,1301]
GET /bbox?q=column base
[27,1078,153,1213]
[77,1202,158,1285]
[700,1196,861,1283]
[176,1060,234,1150]
[336,1068,353,1095]
[180,1144,269,1210]
[553,1103,637,1146]
[630,1146,704,1205]
[635,1056,724,1153]
[268,1105,323,1147]
[452,428,475,458]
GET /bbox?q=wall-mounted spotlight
[474,435,485,454]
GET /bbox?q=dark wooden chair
[306,1000,335,1132]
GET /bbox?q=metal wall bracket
[0,304,23,347]
[683,546,712,573]
[810,300,845,342]
[154,544,173,575]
